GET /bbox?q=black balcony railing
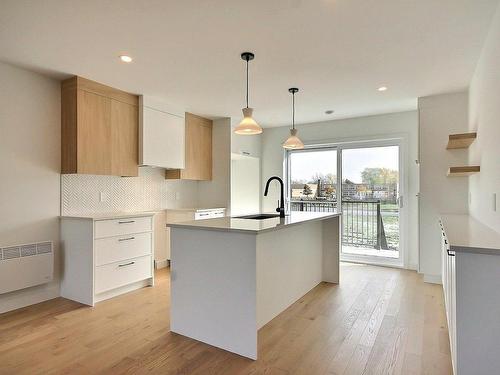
[290,199,389,250]
[290,200,337,212]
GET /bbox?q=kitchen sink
[235,214,281,220]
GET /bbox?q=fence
[290,199,388,249]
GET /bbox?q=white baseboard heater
[0,241,54,294]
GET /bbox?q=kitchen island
[167,211,341,359]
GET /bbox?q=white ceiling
[0,0,498,127]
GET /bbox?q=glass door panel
[288,149,337,213]
[340,145,401,260]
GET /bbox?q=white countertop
[167,211,341,234]
[60,211,159,220]
[440,214,500,255]
[166,207,226,212]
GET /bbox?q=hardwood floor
[0,263,452,375]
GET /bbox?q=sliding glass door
[286,139,405,267]
[340,144,401,263]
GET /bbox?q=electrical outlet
[175,192,180,201]
[99,192,107,202]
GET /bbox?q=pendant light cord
[292,91,295,130]
[246,58,249,108]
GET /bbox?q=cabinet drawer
[94,216,152,239]
[95,255,152,294]
[95,232,152,266]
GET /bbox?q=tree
[309,172,336,185]
[302,184,313,197]
[361,168,398,185]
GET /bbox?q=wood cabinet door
[77,90,112,174]
[183,113,212,180]
[111,99,138,177]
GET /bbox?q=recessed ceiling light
[325,110,335,115]
[119,55,133,63]
[377,86,388,91]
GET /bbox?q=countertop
[167,211,341,234]
[166,207,226,212]
[440,214,500,255]
[60,211,159,220]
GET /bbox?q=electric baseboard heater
[0,241,54,294]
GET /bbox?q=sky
[290,146,399,183]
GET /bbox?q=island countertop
[166,211,340,234]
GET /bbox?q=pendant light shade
[234,52,262,135]
[234,107,262,134]
[283,88,304,149]
[283,128,305,149]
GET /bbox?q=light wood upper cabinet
[111,99,138,176]
[61,76,139,176]
[166,113,212,180]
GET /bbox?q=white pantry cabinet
[60,213,155,306]
[439,215,500,375]
[139,96,185,169]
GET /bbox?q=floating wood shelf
[447,166,480,177]
[446,132,477,149]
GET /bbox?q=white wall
[0,62,61,313]
[469,3,500,232]
[261,111,419,269]
[418,91,469,282]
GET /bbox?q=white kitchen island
[167,211,341,359]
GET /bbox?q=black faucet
[264,176,285,218]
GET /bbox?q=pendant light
[234,52,263,135]
[283,88,304,149]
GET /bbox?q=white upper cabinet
[139,96,185,169]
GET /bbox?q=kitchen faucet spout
[264,176,285,218]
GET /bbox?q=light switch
[494,193,497,212]
[99,192,107,202]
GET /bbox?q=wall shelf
[447,166,480,177]
[446,132,477,149]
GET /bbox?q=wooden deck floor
[0,263,452,374]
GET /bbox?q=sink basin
[235,214,281,220]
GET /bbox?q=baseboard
[0,282,60,314]
[423,273,442,284]
[94,279,153,304]
[407,262,418,271]
[154,259,169,269]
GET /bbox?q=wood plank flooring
[0,263,452,375]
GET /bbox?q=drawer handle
[118,220,135,224]
[199,213,209,216]
[118,237,135,242]
[118,261,135,268]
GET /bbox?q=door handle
[118,261,135,268]
[398,196,404,208]
[118,237,135,242]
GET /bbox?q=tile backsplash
[61,167,198,216]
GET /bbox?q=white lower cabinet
[95,255,152,294]
[440,223,456,374]
[61,214,155,306]
[439,216,500,375]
